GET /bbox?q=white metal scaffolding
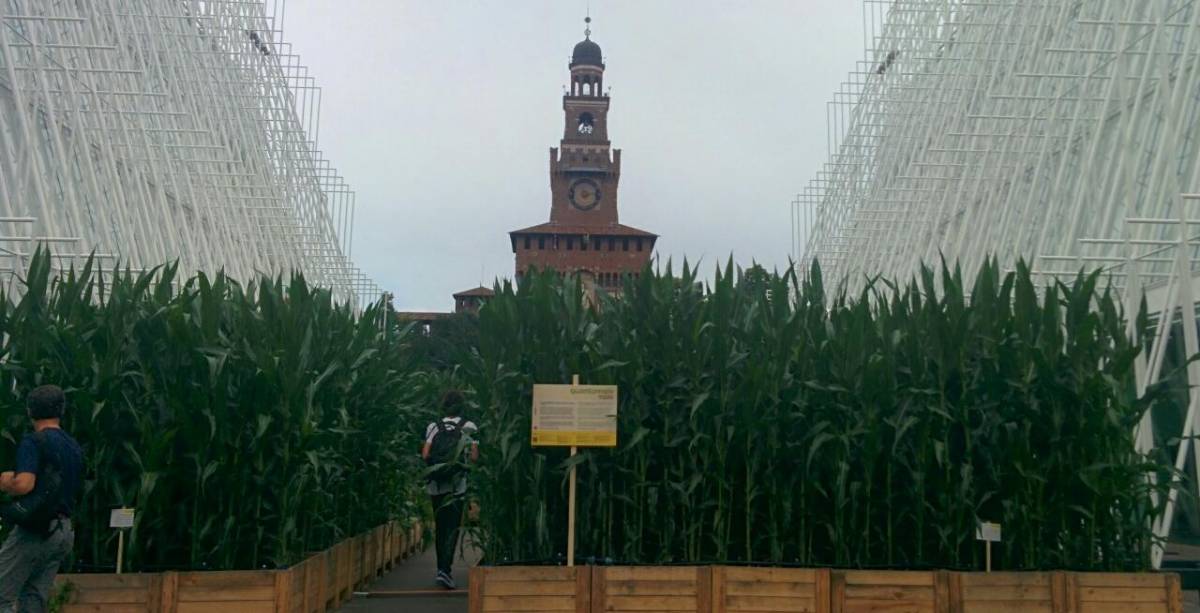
[0,0,380,307]
[796,0,1200,296]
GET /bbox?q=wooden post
[146,574,164,612]
[568,373,580,567]
[302,559,312,613]
[814,568,831,613]
[274,569,292,613]
[830,571,846,613]
[710,567,726,613]
[1050,571,1078,613]
[1167,572,1183,613]
[575,566,591,613]
[590,567,607,613]
[468,567,485,613]
[696,566,713,613]
[116,531,125,574]
[985,541,991,572]
[316,552,328,613]
[160,571,179,613]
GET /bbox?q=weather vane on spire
[584,2,592,39]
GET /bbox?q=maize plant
[464,259,1177,571]
[0,250,427,571]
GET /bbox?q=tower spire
[584,4,592,39]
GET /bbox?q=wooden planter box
[470,566,1183,613]
[54,520,423,613]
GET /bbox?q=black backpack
[0,431,64,535]
[426,419,467,484]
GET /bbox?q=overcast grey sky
[281,1,865,311]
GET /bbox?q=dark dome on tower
[571,38,603,68]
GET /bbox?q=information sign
[531,384,618,447]
[109,507,135,530]
[975,521,1002,542]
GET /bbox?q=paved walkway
[337,540,479,613]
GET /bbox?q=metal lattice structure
[0,0,379,305]
[796,0,1200,295]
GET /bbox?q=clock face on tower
[568,178,602,211]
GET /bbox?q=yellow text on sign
[531,384,618,447]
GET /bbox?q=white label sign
[109,508,135,529]
[975,521,1002,542]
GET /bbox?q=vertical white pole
[568,374,580,567]
[117,530,125,575]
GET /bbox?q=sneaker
[436,570,456,590]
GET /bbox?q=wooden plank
[487,581,580,596]
[843,585,934,601]
[1074,574,1166,588]
[964,585,1052,601]
[605,567,699,582]
[178,602,275,613]
[963,602,1052,613]
[962,574,1050,588]
[841,599,935,613]
[58,575,152,589]
[725,581,813,597]
[1060,604,1166,613]
[481,595,577,611]
[607,581,698,596]
[606,594,697,609]
[177,586,276,602]
[723,567,817,583]
[489,567,578,582]
[1077,587,1168,602]
[69,588,148,604]
[842,571,935,587]
[60,605,147,613]
[725,595,816,612]
[815,569,831,613]
[179,572,275,588]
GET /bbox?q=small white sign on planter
[975,521,1001,542]
[976,521,1001,572]
[109,507,135,574]
[109,507,135,529]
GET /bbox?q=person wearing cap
[0,385,84,613]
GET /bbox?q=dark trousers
[0,520,74,613]
[431,493,464,575]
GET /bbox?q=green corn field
[463,259,1177,571]
[0,250,427,572]
[0,250,1181,574]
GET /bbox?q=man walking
[0,385,84,613]
[422,390,477,590]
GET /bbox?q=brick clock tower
[510,19,657,292]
